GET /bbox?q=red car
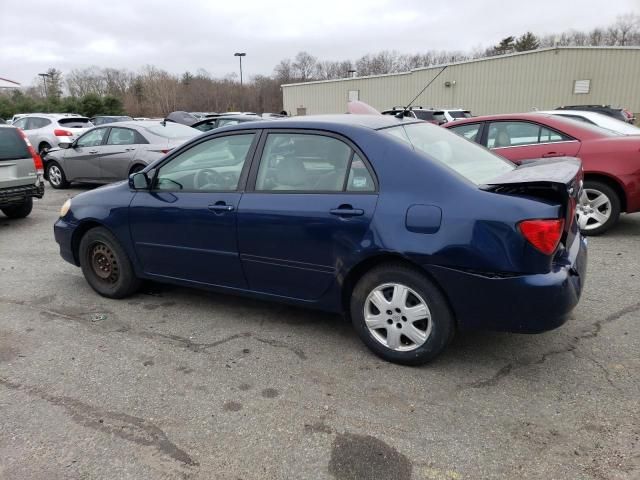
[445,113,640,234]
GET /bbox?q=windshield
[449,111,472,119]
[143,123,198,139]
[382,123,515,184]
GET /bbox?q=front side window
[12,118,28,129]
[255,133,354,192]
[487,121,570,148]
[76,128,108,147]
[107,127,136,145]
[449,123,482,142]
[155,133,255,192]
[382,122,514,185]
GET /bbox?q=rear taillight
[518,219,564,255]
[54,129,73,137]
[17,128,44,176]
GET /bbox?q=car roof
[219,114,422,132]
[23,113,85,119]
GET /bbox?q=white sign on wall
[348,90,360,102]
[574,79,591,94]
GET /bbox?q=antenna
[396,66,448,119]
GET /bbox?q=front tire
[1,197,33,218]
[350,263,454,365]
[39,142,51,158]
[47,161,70,189]
[79,227,141,298]
[577,180,620,236]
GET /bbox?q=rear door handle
[208,203,234,212]
[88,150,98,154]
[125,147,136,151]
[542,152,564,158]
[330,207,364,217]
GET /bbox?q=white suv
[11,114,94,156]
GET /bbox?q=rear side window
[0,128,30,161]
[107,127,140,145]
[58,118,92,128]
[255,133,375,193]
[28,117,52,129]
[487,121,571,148]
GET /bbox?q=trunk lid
[484,157,583,248]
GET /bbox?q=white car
[534,110,640,136]
[11,114,94,156]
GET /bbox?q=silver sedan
[44,121,200,189]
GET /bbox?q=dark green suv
[0,125,45,218]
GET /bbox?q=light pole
[234,52,246,86]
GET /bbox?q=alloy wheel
[577,188,612,231]
[363,283,432,352]
[49,165,62,186]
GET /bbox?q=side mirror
[58,141,72,149]
[129,171,150,190]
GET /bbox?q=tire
[79,227,141,299]
[1,197,33,219]
[129,164,145,175]
[47,161,70,189]
[578,180,621,236]
[350,263,454,365]
[39,142,52,158]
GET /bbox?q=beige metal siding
[282,48,640,116]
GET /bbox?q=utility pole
[38,72,51,112]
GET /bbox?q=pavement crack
[0,377,198,467]
[254,336,307,360]
[461,302,640,390]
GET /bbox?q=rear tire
[578,180,620,236]
[39,142,51,158]
[79,227,141,299]
[47,161,70,189]
[129,164,145,175]
[350,263,454,365]
[1,197,33,219]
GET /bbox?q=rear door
[99,127,144,181]
[484,121,580,164]
[237,131,378,300]
[0,127,34,188]
[62,127,108,181]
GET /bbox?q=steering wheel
[194,168,222,190]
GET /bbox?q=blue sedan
[54,114,587,364]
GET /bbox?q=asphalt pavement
[1,186,638,480]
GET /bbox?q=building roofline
[281,46,640,88]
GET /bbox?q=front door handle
[125,147,136,152]
[208,203,234,212]
[542,152,564,158]
[88,150,98,154]
[330,206,364,217]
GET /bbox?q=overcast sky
[1,0,638,85]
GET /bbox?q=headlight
[60,199,71,217]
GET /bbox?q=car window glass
[29,117,51,129]
[194,120,218,132]
[155,134,255,192]
[76,128,107,147]
[450,123,481,142]
[487,122,569,148]
[13,118,28,129]
[255,134,352,192]
[107,127,136,145]
[218,119,240,127]
[346,153,375,192]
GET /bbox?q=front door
[63,127,109,181]
[129,132,258,288]
[238,132,378,300]
[99,126,140,181]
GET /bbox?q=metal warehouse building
[282,47,640,116]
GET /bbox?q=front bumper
[54,217,79,266]
[0,182,44,206]
[425,234,588,333]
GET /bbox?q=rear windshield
[382,123,514,184]
[143,123,198,138]
[413,111,446,122]
[58,118,92,128]
[449,111,472,119]
[0,128,30,161]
